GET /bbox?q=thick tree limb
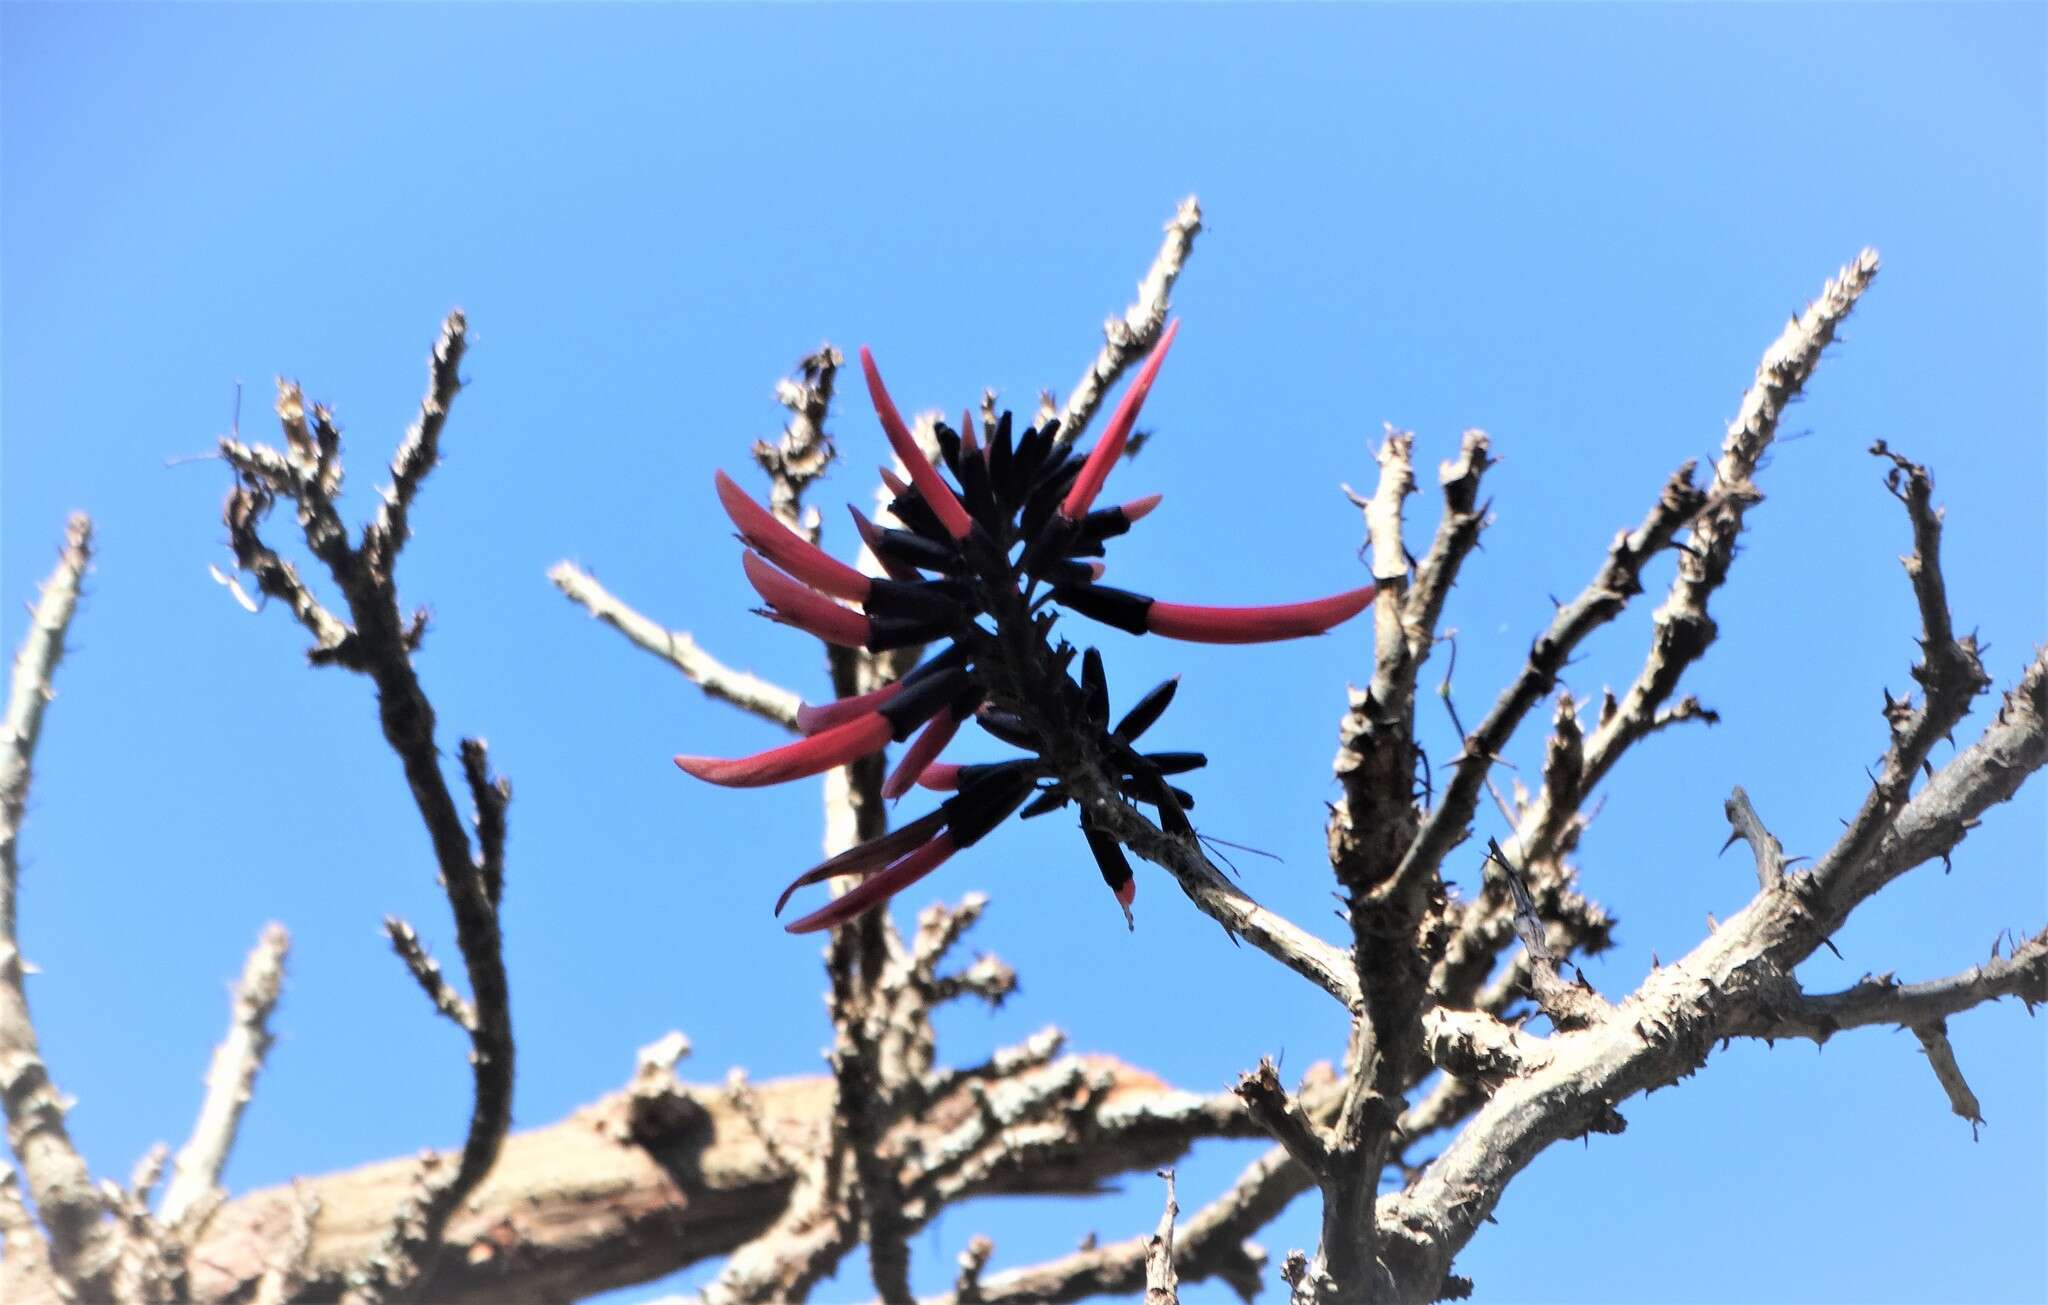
[0,515,106,1277]
[39,1056,1259,1305]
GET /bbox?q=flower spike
[1060,319,1180,520]
[860,346,975,540]
[683,320,1380,930]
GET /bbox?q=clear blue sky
[4,5,2043,1302]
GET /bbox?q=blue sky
[3,4,2043,1302]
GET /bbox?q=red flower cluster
[677,325,1376,932]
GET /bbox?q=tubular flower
[683,322,1377,930]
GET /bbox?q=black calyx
[986,412,1014,504]
[867,614,958,653]
[933,421,964,477]
[1032,558,1099,587]
[1113,676,1179,741]
[1081,820,1133,897]
[975,709,1039,751]
[1053,583,1153,636]
[948,768,1037,847]
[1080,648,1109,726]
[1076,503,1138,545]
[1019,786,1070,819]
[879,667,971,739]
[869,520,964,575]
[1019,453,1083,542]
[889,488,952,545]
[864,576,969,622]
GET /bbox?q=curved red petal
[1121,493,1163,524]
[882,707,962,800]
[1061,319,1180,519]
[915,762,964,791]
[713,471,869,602]
[846,506,921,581]
[1145,584,1378,644]
[860,347,974,540]
[675,712,890,787]
[773,809,948,914]
[742,552,869,648]
[796,680,905,735]
[783,832,960,933]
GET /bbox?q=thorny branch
[161,925,291,1231]
[549,563,803,730]
[2,211,2039,1305]
[1431,253,1883,1019]
[217,312,515,1302]
[0,516,106,1280]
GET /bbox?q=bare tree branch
[0,514,106,1275]
[1910,1021,1986,1136]
[1390,462,1707,897]
[218,313,515,1302]
[162,923,290,1231]
[1055,196,1203,446]
[1375,640,2045,1300]
[1723,928,2047,1044]
[1144,1170,1179,1305]
[549,563,803,730]
[382,918,477,1034]
[916,1146,1305,1305]
[1422,252,1885,1022]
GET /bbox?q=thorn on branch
[1722,786,1787,889]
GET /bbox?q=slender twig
[1143,1170,1179,1305]
[1055,196,1203,446]
[549,564,802,729]
[162,923,290,1230]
